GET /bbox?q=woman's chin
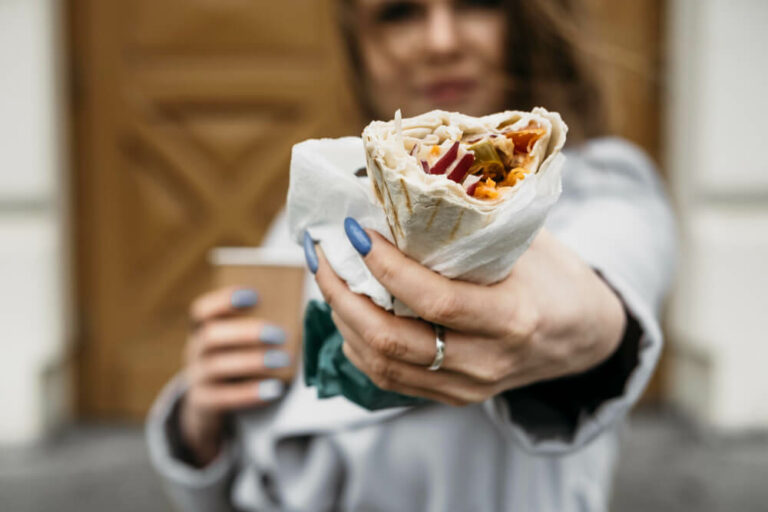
[379,94,502,118]
[420,94,503,117]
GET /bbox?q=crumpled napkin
[287,136,563,410]
[288,137,394,310]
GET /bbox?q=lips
[422,79,478,104]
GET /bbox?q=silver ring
[428,324,446,371]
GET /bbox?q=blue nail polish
[303,231,318,274]
[344,217,371,256]
[260,325,286,345]
[264,350,291,369]
[231,289,259,309]
[258,379,285,401]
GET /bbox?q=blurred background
[1,0,767,511]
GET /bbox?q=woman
[147,0,676,510]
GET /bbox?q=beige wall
[0,0,71,444]
[666,0,768,429]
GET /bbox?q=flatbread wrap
[362,107,567,264]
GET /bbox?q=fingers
[310,229,520,399]
[187,317,293,383]
[341,342,467,407]
[314,246,437,366]
[189,286,259,326]
[185,312,293,414]
[350,226,510,336]
[186,317,287,362]
[186,378,285,413]
[341,340,494,407]
[330,305,509,383]
[188,346,294,385]
[184,287,292,417]
[334,311,497,404]
[333,306,527,392]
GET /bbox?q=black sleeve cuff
[501,304,643,442]
[165,395,235,469]
[165,395,204,467]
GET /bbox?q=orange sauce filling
[506,127,547,153]
[470,123,546,199]
[474,178,500,200]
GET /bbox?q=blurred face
[354,0,507,118]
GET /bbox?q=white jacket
[146,137,676,512]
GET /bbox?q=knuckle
[331,313,352,338]
[198,323,217,345]
[472,367,500,386]
[188,290,220,323]
[425,291,464,324]
[488,359,512,383]
[219,393,245,412]
[545,341,572,370]
[374,256,398,285]
[188,299,205,323]
[464,387,491,404]
[374,377,393,391]
[220,389,245,410]
[445,387,487,406]
[504,305,540,343]
[444,395,469,407]
[467,357,512,386]
[369,357,389,380]
[322,285,339,310]
[369,357,398,390]
[341,341,353,360]
[368,330,406,359]
[207,356,229,378]
[186,363,204,384]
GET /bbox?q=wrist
[595,272,629,366]
[179,396,224,467]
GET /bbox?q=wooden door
[70,0,358,419]
[585,0,664,163]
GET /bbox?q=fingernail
[260,324,286,345]
[303,231,318,274]
[344,217,371,256]
[231,288,259,309]
[264,350,291,369]
[258,379,285,401]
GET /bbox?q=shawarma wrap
[362,108,567,264]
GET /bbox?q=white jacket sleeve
[146,373,347,511]
[145,375,242,511]
[483,137,677,455]
[146,375,290,511]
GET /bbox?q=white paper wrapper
[287,109,567,315]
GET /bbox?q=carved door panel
[72,0,357,418]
